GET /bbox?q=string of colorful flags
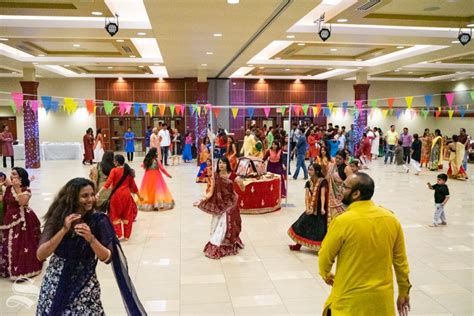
[3,90,474,120]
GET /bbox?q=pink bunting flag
[30,100,39,113]
[125,102,132,114]
[118,102,126,116]
[263,106,271,118]
[355,100,363,110]
[11,92,24,112]
[445,92,455,107]
[410,109,416,119]
[204,103,212,115]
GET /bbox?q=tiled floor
[1,158,473,315]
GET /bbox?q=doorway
[109,117,145,152]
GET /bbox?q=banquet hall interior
[0,0,473,315]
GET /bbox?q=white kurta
[371,131,380,156]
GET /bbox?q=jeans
[434,203,446,224]
[403,146,411,163]
[161,146,169,165]
[384,144,395,164]
[463,150,468,171]
[293,154,308,179]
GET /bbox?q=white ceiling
[0,0,472,82]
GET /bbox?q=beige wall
[0,78,96,143]
[327,80,474,136]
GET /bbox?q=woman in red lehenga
[0,167,43,280]
[82,128,94,165]
[194,157,244,259]
[96,155,142,241]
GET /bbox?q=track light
[458,28,472,46]
[105,14,119,37]
[315,13,331,42]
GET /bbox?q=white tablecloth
[13,143,83,160]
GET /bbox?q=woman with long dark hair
[182,132,193,163]
[263,141,287,198]
[194,157,244,259]
[83,128,94,165]
[317,146,331,177]
[0,167,43,280]
[94,128,105,163]
[96,155,141,240]
[36,178,146,315]
[288,163,328,251]
[139,147,174,211]
[429,129,444,171]
[421,128,432,168]
[197,136,211,182]
[226,136,238,171]
[89,150,114,208]
[326,150,352,224]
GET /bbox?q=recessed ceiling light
[11,72,16,74]
[201,63,207,66]
[32,62,38,65]
[213,33,223,37]
[116,39,125,42]
[0,38,9,41]
[259,67,264,69]
[38,54,45,57]
[64,65,70,67]
[206,52,213,55]
[451,40,459,43]
[227,0,239,4]
[137,32,146,36]
[73,44,81,47]
[297,43,305,46]
[130,55,136,58]
[285,68,290,71]
[248,64,254,67]
[408,72,413,74]
[91,11,103,16]
[139,65,145,68]
[330,48,338,52]
[337,19,348,23]
[396,46,405,49]
[107,66,113,69]
[275,57,281,60]
[153,63,160,66]
[286,35,295,39]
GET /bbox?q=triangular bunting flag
[263,106,271,118]
[191,104,198,115]
[355,100,363,110]
[387,97,395,109]
[342,101,348,116]
[410,109,416,119]
[86,100,95,115]
[147,103,153,117]
[424,94,432,108]
[459,105,466,118]
[41,96,52,112]
[125,102,132,114]
[247,107,255,118]
[382,109,389,118]
[204,103,212,115]
[327,102,334,112]
[395,108,402,119]
[212,107,221,118]
[51,100,59,113]
[133,103,140,117]
[323,107,331,117]
[64,97,78,115]
[353,107,359,119]
[153,105,158,115]
[280,105,287,116]
[302,104,309,116]
[175,104,183,116]
[435,107,441,119]
[118,102,126,116]
[196,105,201,117]
[405,96,413,109]
[9,100,16,114]
[140,103,147,115]
[370,100,377,108]
[448,109,454,119]
[231,107,239,119]
[158,104,166,116]
[30,100,39,114]
[170,104,176,117]
[11,92,23,112]
[444,92,455,107]
[294,104,302,116]
[421,109,429,119]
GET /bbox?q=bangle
[102,249,112,262]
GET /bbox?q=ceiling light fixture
[64,64,70,67]
[396,46,404,49]
[248,64,254,67]
[38,54,45,57]
[91,11,103,16]
[468,24,474,27]
[139,65,144,68]
[259,67,264,69]
[108,66,113,69]
[73,44,80,47]
[297,43,305,46]
[330,48,337,51]
[337,19,348,23]
[105,14,119,37]
[116,39,125,42]
[0,38,8,41]
[153,63,160,66]
[408,72,413,74]
[137,32,146,36]
[227,0,239,4]
[458,28,472,46]
[129,55,136,58]
[206,52,213,55]
[201,63,207,66]
[315,13,331,42]
[286,35,295,39]
[275,57,281,60]
[213,33,223,37]
[285,68,290,71]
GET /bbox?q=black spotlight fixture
[315,13,331,42]
[105,14,119,37]
[458,28,472,46]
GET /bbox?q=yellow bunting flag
[64,97,77,115]
[158,104,166,116]
[382,109,389,118]
[448,109,454,119]
[405,96,413,109]
[231,107,239,119]
[147,103,153,117]
[327,102,334,111]
[196,105,202,117]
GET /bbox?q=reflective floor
[1,158,473,315]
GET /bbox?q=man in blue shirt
[145,126,152,152]
[292,128,308,180]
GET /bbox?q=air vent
[357,0,381,11]
[121,46,133,54]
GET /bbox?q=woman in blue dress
[182,132,193,163]
[124,128,135,162]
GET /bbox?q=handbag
[98,170,129,214]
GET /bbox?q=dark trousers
[290,142,296,160]
[403,146,411,163]
[126,152,134,162]
[161,146,169,165]
[3,156,14,168]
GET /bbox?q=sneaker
[440,222,447,225]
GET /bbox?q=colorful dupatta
[429,136,444,171]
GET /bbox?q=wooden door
[109,117,146,152]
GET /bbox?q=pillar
[20,80,41,168]
[353,72,370,147]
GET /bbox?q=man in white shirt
[158,123,171,165]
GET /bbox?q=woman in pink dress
[193,157,244,259]
[139,147,175,211]
[0,167,43,280]
[0,125,15,168]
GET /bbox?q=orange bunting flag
[231,107,239,119]
[158,104,166,116]
[313,104,322,117]
[85,100,95,114]
[175,104,182,115]
[435,107,441,119]
[387,97,395,109]
[405,96,413,109]
[212,107,221,118]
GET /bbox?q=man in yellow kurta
[319,173,411,316]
